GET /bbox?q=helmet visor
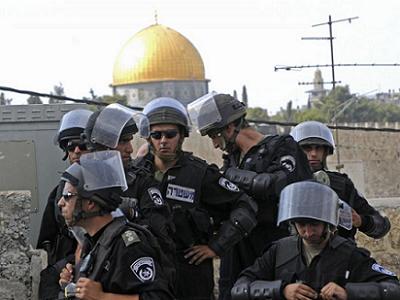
[290,121,335,150]
[79,150,127,192]
[277,181,339,227]
[54,109,93,144]
[91,103,149,148]
[187,92,222,134]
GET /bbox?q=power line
[247,119,400,133]
[0,85,144,111]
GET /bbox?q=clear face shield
[90,103,149,149]
[54,109,93,144]
[79,150,128,192]
[277,181,352,230]
[290,121,335,151]
[187,91,222,135]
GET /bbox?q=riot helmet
[143,97,190,137]
[290,121,335,155]
[187,92,246,136]
[83,103,149,151]
[55,109,93,158]
[61,150,128,224]
[277,181,352,230]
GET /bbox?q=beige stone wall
[356,200,400,277]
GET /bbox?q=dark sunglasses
[66,141,87,152]
[150,130,179,140]
[62,192,78,202]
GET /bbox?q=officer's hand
[59,263,74,288]
[320,282,347,300]
[75,277,104,300]
[351,209,362,228]
[184,245,217,265]
[283,283,318,300]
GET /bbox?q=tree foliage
[27,95,43,104]
[272,85,400,123]
[49,82,66,104]
[100,94,128,106]
[0,93,12,105]
[246,107,269,120]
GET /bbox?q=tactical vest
[275,235,355,292]
[135,152,212,250]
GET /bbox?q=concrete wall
[0,191,46,300]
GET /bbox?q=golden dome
[112,24,205,86]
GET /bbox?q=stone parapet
[0,191,46,300]
[356,198,400,277]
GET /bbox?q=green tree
[0,93,12,105]
[49,82,66,104]
[242,85,248,107]
[27,95,43,104]
[100,94,128,106]
[246,107,269,121]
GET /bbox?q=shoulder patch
[147,187,164,206]
[130,257,156,282]
[121,230,141,246]
[372,263,396,277]
[280,155,296,172]
[219,177,240,192]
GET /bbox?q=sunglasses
[150,130,179,140]
[62,192,78,202]
[66,141,87,152]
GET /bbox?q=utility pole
[309,15,358,171]
[297,15,358,171]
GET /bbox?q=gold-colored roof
[112,24,205,86]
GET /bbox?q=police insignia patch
[147,187,164,206]
[372,263,396,276]
[122,230,140,246]
[280,155,296,172]
[219,177,240,192]
[130,257,156,282]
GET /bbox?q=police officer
[38,109,93,300]
[82,103,176,264]
[37,108,93,263]
[290,120,390,240]
[58,150,174,299]
[134,97,258,300]
[188,92,313,299]
[231,181,400,300]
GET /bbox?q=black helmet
[290,121,335,155]
[61,150,127,212]
[55,109,93,150]
[143,97,190,137]
[188,92,246,136]
[82,103,148,151]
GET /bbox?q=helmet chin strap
[222,118,243,154]
[69,198,107,227]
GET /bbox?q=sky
[1,0,400,114]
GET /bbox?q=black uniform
[37,182,76,265]
[122,162,176,264]
[326,170,390,239]
[38,182,79,300]
[135,151,258,300]
[235,234,399,298]
[68,217,174,299]
[220,134,313,299]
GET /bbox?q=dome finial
[154,10,158,24]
